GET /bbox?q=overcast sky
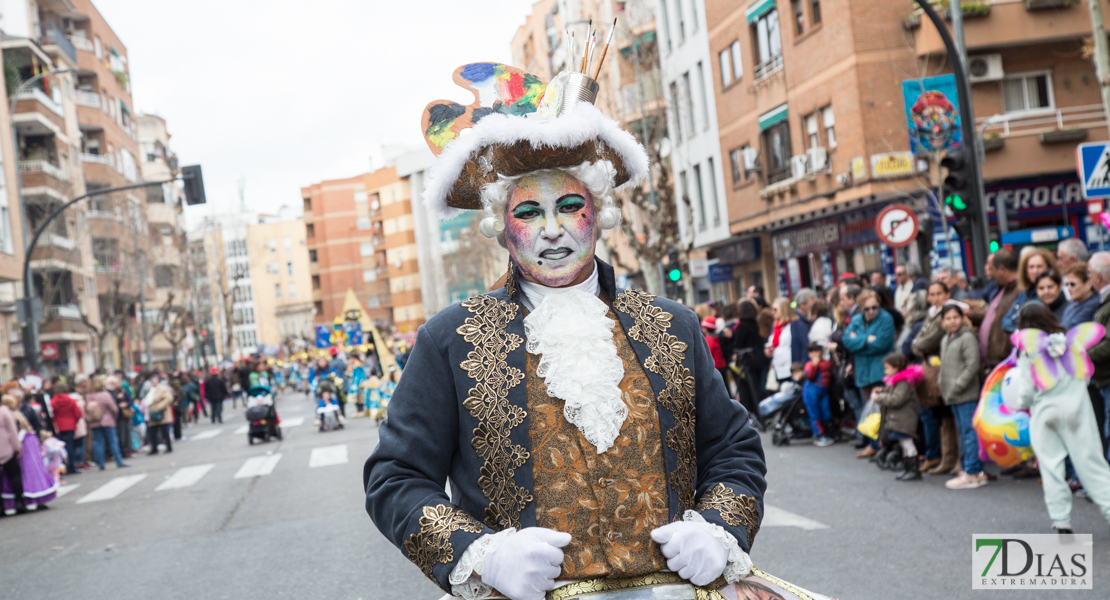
[93,0,537,227]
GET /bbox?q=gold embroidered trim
[546,572,727,600]
[403,504,484,582]
[505,258,518,300]
[457,295,532,529]
[612,289,697,514]
[748,567,816,600]
[697,483,761,550]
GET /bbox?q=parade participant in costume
[366,62,826,600]
[1006,303,1110,533]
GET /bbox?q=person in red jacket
[803,342,835,447]
[702,316,729,391]
[50,382,81,476]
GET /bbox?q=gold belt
[544,567,814,600]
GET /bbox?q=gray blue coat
[363,260,767,592]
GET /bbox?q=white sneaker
[946,471,988,489]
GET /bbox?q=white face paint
[504,171,597,287]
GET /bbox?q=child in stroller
[759,363,812,446]
[245,385,282,444]
[316,389,344,432]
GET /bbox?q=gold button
[607,531,622,542]
[598,477,606,487]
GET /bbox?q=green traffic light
[668,269,682,282]
[989,240,1000,252]
[945,194,967,211]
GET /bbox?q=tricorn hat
[420,63,649,218]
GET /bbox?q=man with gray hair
[1057,238,1090,274]
[793,288,817,326]
[894,263,927,311]
[933,266,969,301]
[1085,251,1110,459]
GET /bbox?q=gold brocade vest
[526,308,670,580]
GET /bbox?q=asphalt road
[2,391,1108,599]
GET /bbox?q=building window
[363,269,375,283]
[729,148,743,185]
[659,0,673,51]
[707,157,721,225]
[730,41,743,81]
[306,223,315,238]
[687,0,698,33]
[695,62,709,130]
[283,236,292,252]
[309,249,317,263]
[693,164,706,230]
[357,217,371,230]
[360,242,374,256]
[812,0,822,25]
[303,197,312,212]
[674,0,686,42]
[354,191,368,203]
[312,275,321,290]
[822,106,837,148]
[791,0,805,35]
[752,9,783,79]
[1002,71,1052,114]
[155,265,174,288]
[681,72,695,136]
[805,112,820,149]
[762,121,793,183]
[275,283,282,300]
[669,82,683,142]
[719,49,732,87]
[288,282,296,298]
[287,260,293,275]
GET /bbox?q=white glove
[482,527,571,600]
[650,521,728,586]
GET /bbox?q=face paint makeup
[504,171,597,287]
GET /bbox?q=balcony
[30,237,82,271]
[79,152,111,165]
[40,21,76,65]
[75,90,101,108]
[20,161,69,182]
[16,87,64,117]
[978,104,1106,139]
[911,0,1092,56]
[47,304,82,320]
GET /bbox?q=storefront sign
[773,204,888,260]
[850,156,867,181]
[716,238,761,264]
[708,263,733,283]
[985,173,1084,216]
[1000,226,1073,246]
[870,152,916,179]
[40,342,58,360]
[690,258,709,278]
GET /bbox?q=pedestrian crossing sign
[1077,142,1110,199]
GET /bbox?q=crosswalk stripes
[234,454,283,479]
[189,428,223,441]
[308,444,347,468]
[234,424,249,434]
[56,483,80,498]
[76,474,148,504]
[282,417,305,428]
[155,464,215,491]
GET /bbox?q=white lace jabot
[517,264,600,312]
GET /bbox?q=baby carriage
[317,401,343,432]
[246,385,282,444]
[758,380,812,447]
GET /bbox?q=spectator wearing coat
[764,298,809,385]
[146,374,175,455]
[86,375,129,470]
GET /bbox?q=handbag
[765,370,780,392]
[149,410,165,422]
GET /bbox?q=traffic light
[667,268,681,282]
[941,150,974,218]
[181,165,207,205]
[989,240,1000,253]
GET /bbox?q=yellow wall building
[246,217,314,350]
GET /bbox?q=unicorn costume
[1006,325,1110,530]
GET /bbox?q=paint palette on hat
[422,63,548,154]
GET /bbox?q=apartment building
[245,214,313,351]
[699,0,939,301]
[302,166,425,333]
[0,0,101,374]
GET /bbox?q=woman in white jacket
[807,300,833,357]
[1005,303,1110,534]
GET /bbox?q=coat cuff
[694,483,761,553]
[402,504,494,592]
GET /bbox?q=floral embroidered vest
[526,308,669,579]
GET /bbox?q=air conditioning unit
[968,54,1004,83]
[790,155,809,179]
[806,147,828,173]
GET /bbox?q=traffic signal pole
[916,0,989,279]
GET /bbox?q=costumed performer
[365,62,829,600]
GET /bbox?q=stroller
[317,402,343,432]
[245,385,282,444]
[758,380,812,447]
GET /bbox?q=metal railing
[19,160,69,182]
[977,103,1107,136]
[74,90,101,108]
[80,152,112,165]
[47,304,82,320]
[41,233,76,251]
[753,55,784,81]
[16,87,64,117]
[41,22,76,64]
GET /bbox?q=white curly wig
[477,160,623,246]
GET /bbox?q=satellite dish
[656,138,672,158]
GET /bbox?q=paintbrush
[591,18,618,81]
[585,30,597,75]
[579,19,592,73]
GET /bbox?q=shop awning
[758,104,788,131]
[746,0,777,23]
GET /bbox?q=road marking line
[234,425,249,434]
[234,454,282,479]
[309,444,348,468]
[189,428,223,441]
[76,474,147,504]
[155,464,215,491]
[281,417,305,428]
[763,505,830,530]
[56,483,80,498]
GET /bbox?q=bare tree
[153,291,192,370]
